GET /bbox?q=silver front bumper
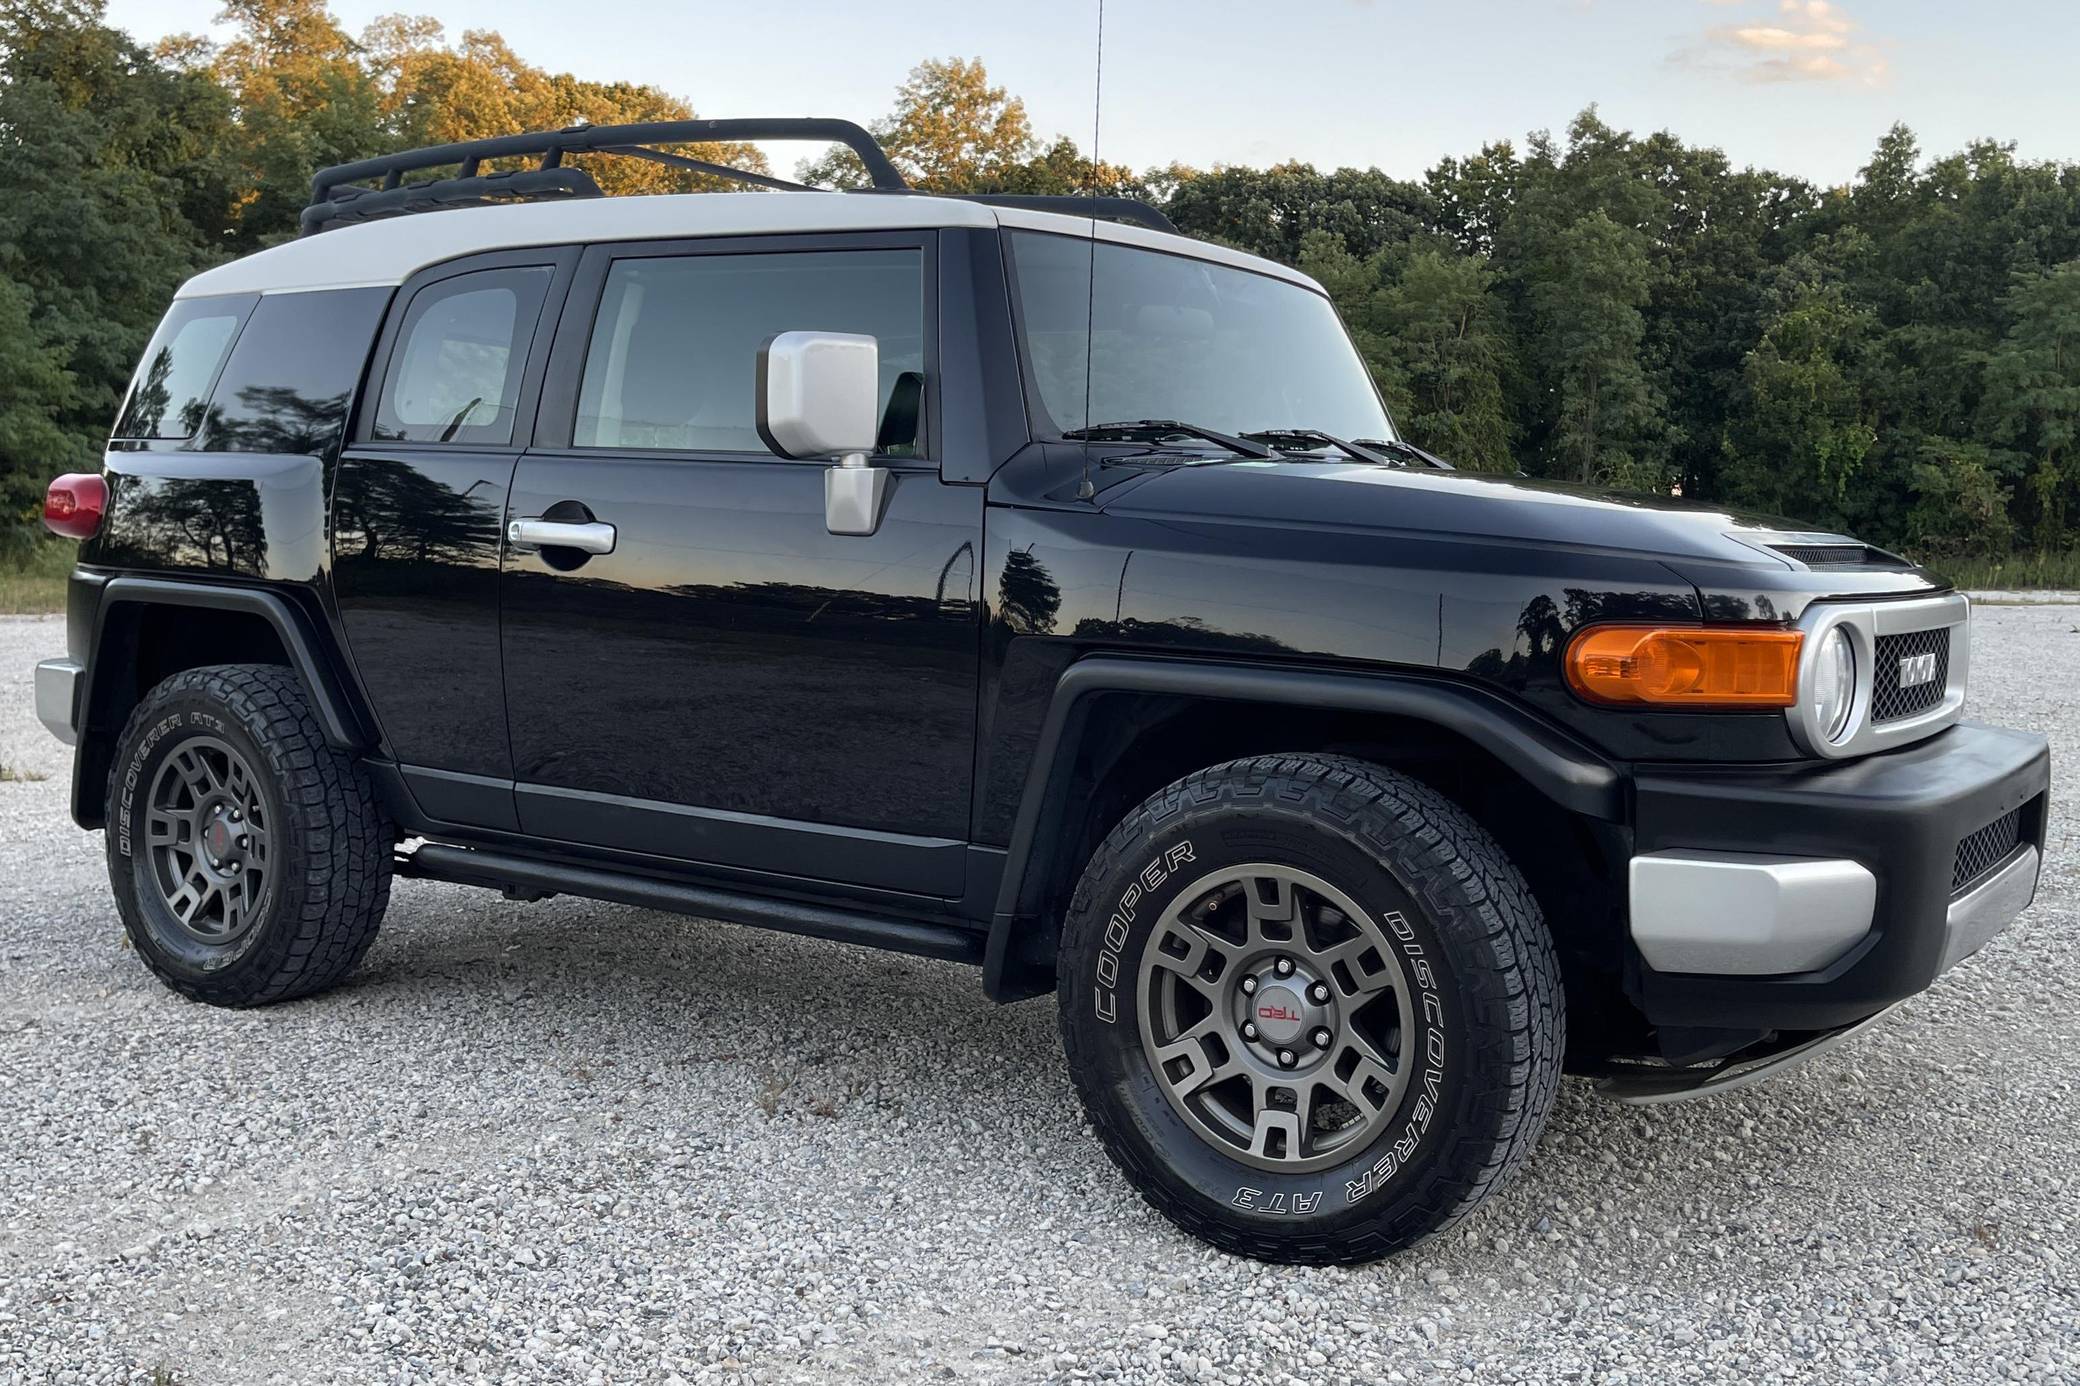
[34,657,83,745]
[1629,851,1877,975]
[1940,844,2040,973]
[1630,842,2039,981]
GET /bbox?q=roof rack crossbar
[596,144,814,194]
[954,194,1179,235]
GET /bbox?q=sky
[106,0,2080,188]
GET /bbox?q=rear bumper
[35,657,84,745]
[1627,721,2050,1032]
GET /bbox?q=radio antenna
[1075,0,1105,502]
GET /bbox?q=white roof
[176,190,1321,299]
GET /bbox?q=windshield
[1006,230,1395,445]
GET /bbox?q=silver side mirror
[756,330,886,536]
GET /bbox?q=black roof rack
[302,118,900,235]
[299,117,1178,238]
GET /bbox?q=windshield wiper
[1061,419,1277,460]
[1241,428,1397,467]
[1355,437,1455,471]
[437,397,484,443]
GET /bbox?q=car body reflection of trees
[99,476,266,575]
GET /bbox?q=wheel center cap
[203,815,233,861]
[1249,981,1321,1047]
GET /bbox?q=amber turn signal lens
[1565,625,1803,708]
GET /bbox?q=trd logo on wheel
[1257,1004,1300,1022]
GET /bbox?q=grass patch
[1931,549,2080,591]
[0,761,49,782]
[0,537,73,615]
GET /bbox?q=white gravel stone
[2,604,2077,1384]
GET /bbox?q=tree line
[4,0,2078,568]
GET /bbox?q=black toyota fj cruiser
[35,120,2050,1264]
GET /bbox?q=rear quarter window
[113,296,256,441]
[195,288,391,460]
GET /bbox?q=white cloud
[1676,0,1887,86]
[1723,25,1848,52]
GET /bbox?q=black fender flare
[71,576,374,826]
[982,655,1623,1001]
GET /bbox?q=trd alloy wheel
[1059,754,1563,1264]
[1138,863,1418,1174]
[140,734,273,946]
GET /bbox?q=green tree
[1425,141,1520,258]
[1728,289,1879,527]
[1359,250,1517,471]
[368,22,764,196]
[973,135,1146,198]
[0,0,232,517]
[1524,211,1666,486]
[1981,262,2080,547]
[1296,227,1518,473]
[800,57,1032,190]
[0,277,81,522]
[1164,163,1434,264]
[1907,440,2015,559]
[184,0,390,246]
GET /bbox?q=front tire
[1058,754,1562,1264]
[105,664,393,1007]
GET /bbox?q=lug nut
[1239,976,1259,996]
[1241,1021,1259,1041]
[1312,1028,1333,1049]
[237,836,250,849]
[229,809,241,823]
[1274,957,1296,977]
[1277,1049,1297,1068]
[1309,982,1331,1004]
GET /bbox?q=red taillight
[43,473,107,540]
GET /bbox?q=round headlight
[1812,625,1858,743]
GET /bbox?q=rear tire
[105,664,393,1007]
[1058,754,1563,1264]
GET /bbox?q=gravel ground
[2,606,2075,1386]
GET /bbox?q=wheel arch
[72,577,375,829]
[983,656,1629,1005]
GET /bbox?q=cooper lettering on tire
[1058,753,1563,1265]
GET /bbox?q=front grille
[1871,627,1950,722]
[1769,543,1911,569]
[1953,807,2025,894]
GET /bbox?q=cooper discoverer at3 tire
[1058,753,1564,1264]
[105,664,394,1008]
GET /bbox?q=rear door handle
[507,517,617,554]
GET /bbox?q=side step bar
[398,842,986,965]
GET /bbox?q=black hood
[1098,458,1940,588]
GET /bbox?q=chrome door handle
[507,517,617,554]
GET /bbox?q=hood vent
[1767,542,1912,570]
